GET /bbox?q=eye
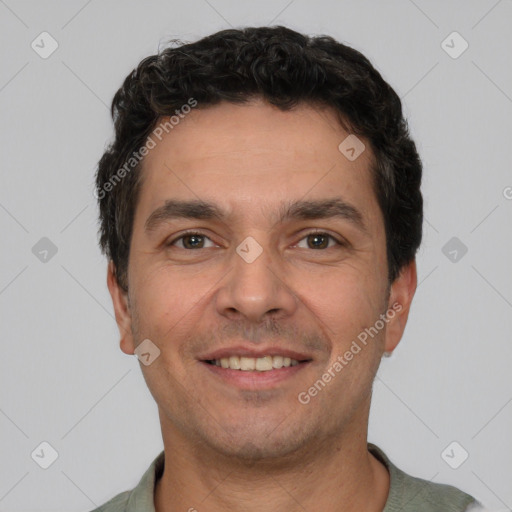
[166,230,344,250]
[296,231,343,250]
[167,231,217,249]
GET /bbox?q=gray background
[1,0,511,510]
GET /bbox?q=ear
[383,259,417,354]
[106,261,135,355]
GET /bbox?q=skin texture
[107,98,417,512]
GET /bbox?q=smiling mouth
[203,355,312,371]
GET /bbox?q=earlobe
[383,260,417,354]
[106,261,135,355]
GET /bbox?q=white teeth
[228,356,241,369]
[255,356,273,371]
[213,355,301,371]
[240,357,256,370]
[272,355,284,368]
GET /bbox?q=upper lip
[199,346,313,362]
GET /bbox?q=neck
[154,419,389,512]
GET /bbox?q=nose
[215,239,298,324]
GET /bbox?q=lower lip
[199,361,311,389]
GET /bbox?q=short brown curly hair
[95,25,423,292]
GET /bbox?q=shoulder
[87,490,130,512]
[395,471,477,511]
[85,450,165,512]
[368,443,477,512]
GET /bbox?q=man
[92,26,484,511]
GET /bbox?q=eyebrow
[144,197,368,234]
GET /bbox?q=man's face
[109,99,415,461]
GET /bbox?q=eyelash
[166,229,345,249]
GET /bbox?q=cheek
[297,268,382,334]
[299,268,386,379]
[129,268,185,338]
[132,273,199,399]
[130,266,212,364]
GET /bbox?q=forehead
[145,99,369,172]
[135,99,382,232]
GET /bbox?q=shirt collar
[122,443,410,511]
[125,450,164,511]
